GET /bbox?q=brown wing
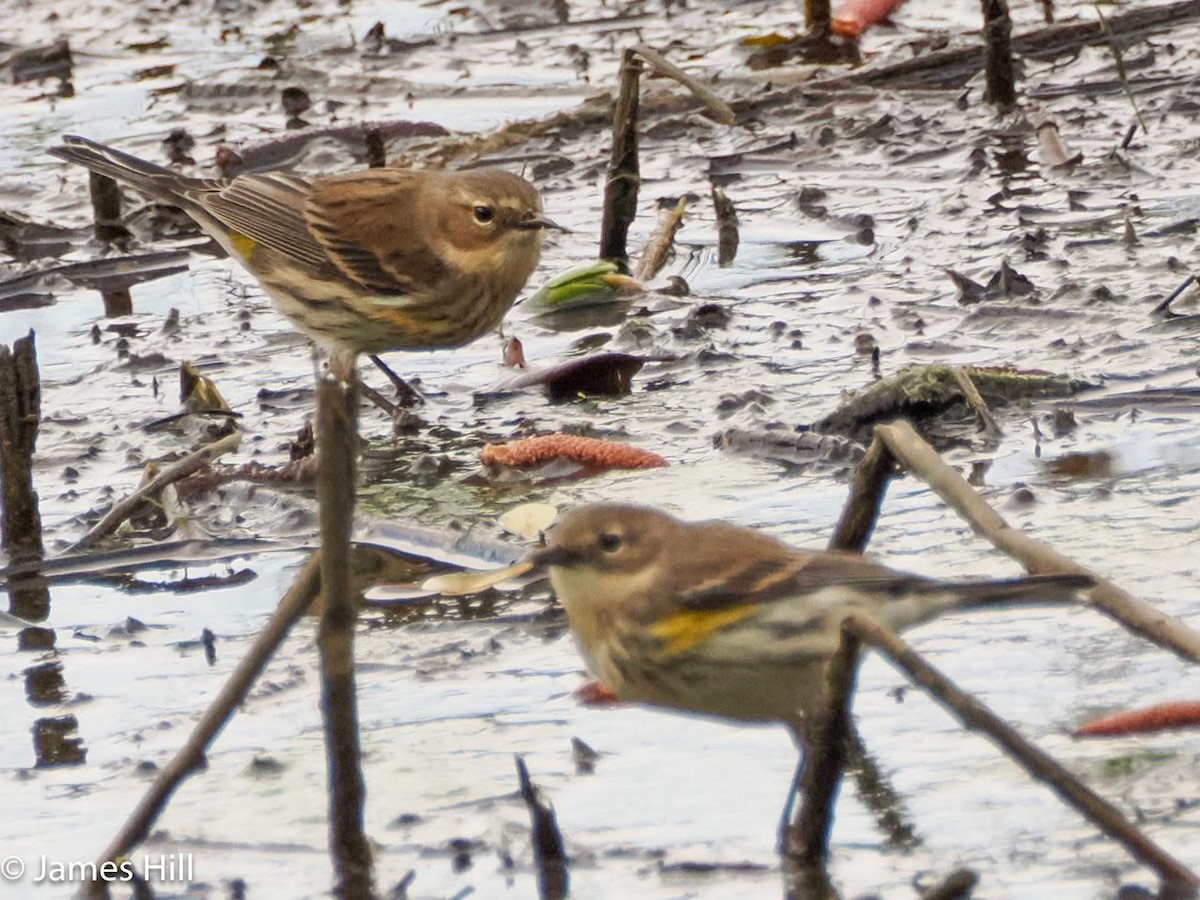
[304,169,451,297]
[673,522,932,613]
[192,173,337,275]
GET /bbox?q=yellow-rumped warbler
[48,135,561,359]
[533,503,1094,734]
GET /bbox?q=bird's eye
[599,532,622,553]
[473,205,495,224]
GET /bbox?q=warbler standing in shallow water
[533,503,1093,745]
[48,135,562,370]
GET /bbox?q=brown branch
[845,613,1200,891]
[599,48,643,265]
[827,436,898,553]
[785,631,861,863]
[0,331,42,557]
[70,430,243,552]
[82,552,321,898]
[983,0,1017,109]
[630,44,736,125]
[633,196,687,282]
[873,420,1200,664]
[315,364,374,898]
[949,367,1001,438]
[516,755,569,900]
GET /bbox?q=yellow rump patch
[650,604,756,655]
[229,232,257,259]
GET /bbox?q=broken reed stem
[629,44,736,125]
[599,48,643,266]
[1151,273,1196,316]
[873,420,1200,664]
[949,367,1001,438]
[1095,5,1149,136]
[983,0,1017,109]
[0,331,43,557]
[633,196,687,282]
[787,631,861,863]
[805,0,832,36]
[827,436,898,553]
[516,756,570,900]
[69,430,242,552]
[363,126,387,168]
[711,185,739,267]
[844,614,1200,891]
[314,362,374,899]
[87,170,127,243]
[83,552,322,899]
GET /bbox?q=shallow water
[2,0,1200,897]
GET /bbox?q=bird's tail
[943,573,1095,610]
[47,135,214,204]
[871,572,1094,633]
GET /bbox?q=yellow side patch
[229,232,257,260]
[650,604,756,655]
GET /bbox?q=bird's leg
[777,726,808,850]
[328,348,359,385]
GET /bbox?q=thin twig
[82,552,321,898]
[949,367,1002,438]
[827,436,898,553]
[70,431,242,552]
[1150,273,1195,316]
[1096,4,1149,135]
[630,44,736,125]
[845,613,1200,891]
[516,755,569,900]
[633,196,687,281]
[873,420,1200,663]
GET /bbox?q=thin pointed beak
[531,545,583,568]
[516,214,570,233]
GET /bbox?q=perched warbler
[533,503,1094,735]
[48,135,561,363]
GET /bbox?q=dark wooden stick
[874,420,1200,663]
[0,331,42,556]
[599,48,642,266]
[982,0,1017,109]
[826,436,897,553]
[805,0,832,36]
[87,171,128,244]
[315,361,374,898]
[83,552,321,898]
[785,633,861,863]
[629,44,735,125]
[516,755,569,900]
[845,613,1200,891]
[69,431,242,552]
